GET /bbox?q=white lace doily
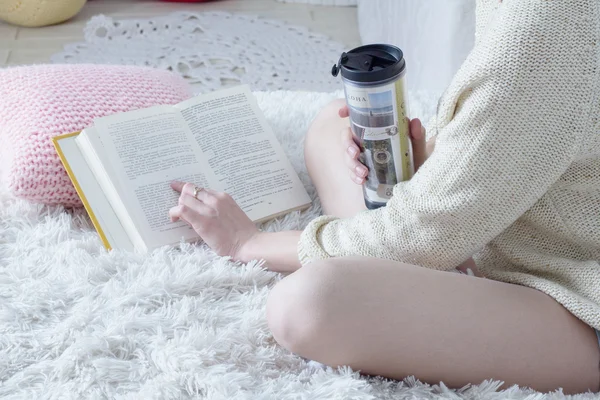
[50,11,347,93]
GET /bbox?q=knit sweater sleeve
[298,0,592,269]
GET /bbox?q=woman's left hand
[168,181,259,260]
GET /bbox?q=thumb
[409,119,427,172]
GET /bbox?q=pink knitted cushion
[0,64,193,206]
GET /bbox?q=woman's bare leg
[267,257,600,394]
[304,99,366,218]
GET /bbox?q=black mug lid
[332,44,405,83]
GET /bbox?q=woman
[169,0,600,394]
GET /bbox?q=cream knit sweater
[298,0,600,329]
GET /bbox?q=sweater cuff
[297,215,339,266]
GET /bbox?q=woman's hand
[168,182,259,261]
[339,105,435,185]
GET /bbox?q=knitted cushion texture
[0,64,193,206]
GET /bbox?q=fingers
[342,127,360,158]
[170,181,233,226]
[172,182,229,208]
[178,194,218,217]
[410,118,427,173]
[198,189,233,210]
[170,180,186,193]
[169,201,209,226]
[348,168,367,185]
[341,127,367,185]
[347,156,368,184]
[172,182,234,211]
[175,182,202,198]
[338,104,350,118]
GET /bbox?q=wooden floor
[0,0,360,67]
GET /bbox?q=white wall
[358,0,476,96]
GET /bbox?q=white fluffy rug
[0,90,590,399]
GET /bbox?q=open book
[53,85,311,253]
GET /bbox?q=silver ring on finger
[193,186,203,200]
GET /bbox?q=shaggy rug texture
[0,90,595,399]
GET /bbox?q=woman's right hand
[339,105,434,185]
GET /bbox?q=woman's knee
[266,259,344,356]
[304,98,346,155]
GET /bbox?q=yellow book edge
[52,132,113,251]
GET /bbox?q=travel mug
[332,44,413,210]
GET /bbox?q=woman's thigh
[268,257,600,394]
[304,99,366,218]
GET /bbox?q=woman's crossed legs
[266,100,600,394]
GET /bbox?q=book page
[175,85,311,222]
[54,133,134,252]
[91,106,218,250]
